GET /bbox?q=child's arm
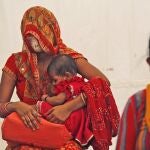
[41,93,66,106]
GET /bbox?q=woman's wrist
[0,102,11,114]
[7,101,18,112]
[63,103,73,114]
[0,101,17,117]
[63,95,86,113]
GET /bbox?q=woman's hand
[45,104,71,124]
[12,102,41,130]
[45,94,86,124]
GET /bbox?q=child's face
[49,71,73,85]
[50,72,73,85]
[50,75,66,85]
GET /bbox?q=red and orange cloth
[2,112,72,149]
[145,84,150,128]
[82,78,120,149]
[6,141,82,150]
[36,77,120,149]
[2,77,120,149]
[36,76,94,146]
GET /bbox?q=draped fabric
[53,76,85,99]
[37,76,93,146]
[6,140,82,150]
[82,78,120,150]
[2,112,72,149]
[116,86,150,150]
[35,77,120,150]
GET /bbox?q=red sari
[3,6,84,150]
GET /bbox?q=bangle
[0,102,12,114]
[36,101,43,113]
[80,93,86,105]
[4,102,12,113]
[44,96,49,101]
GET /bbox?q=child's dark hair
[47,54,78,76]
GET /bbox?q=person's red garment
[2,112,72,149]
[82,78,120,149]
[38,76,94,146]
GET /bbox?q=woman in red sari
[0,6,120,150]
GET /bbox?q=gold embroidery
[2,66,17,80]
[14,53,38,99]
[37,14,44,28]
[28,10,36,22]
[24,81,38,100]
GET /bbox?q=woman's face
[26,36,43,53]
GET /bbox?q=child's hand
[41,94,49,101]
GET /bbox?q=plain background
[1,0,150,149]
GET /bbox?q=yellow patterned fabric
[144,84,150,129]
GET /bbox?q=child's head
[47,54,77,85]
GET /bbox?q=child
[41,54,86,106]
[37,54,93,147]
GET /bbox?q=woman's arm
[75,58,110,84]
[0,72,41,130]
[0,71,16,116]
[45,94,85,123]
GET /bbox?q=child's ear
[146,57,150,66]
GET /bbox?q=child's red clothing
[37,76,93,146]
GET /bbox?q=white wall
[0,0,150,149]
